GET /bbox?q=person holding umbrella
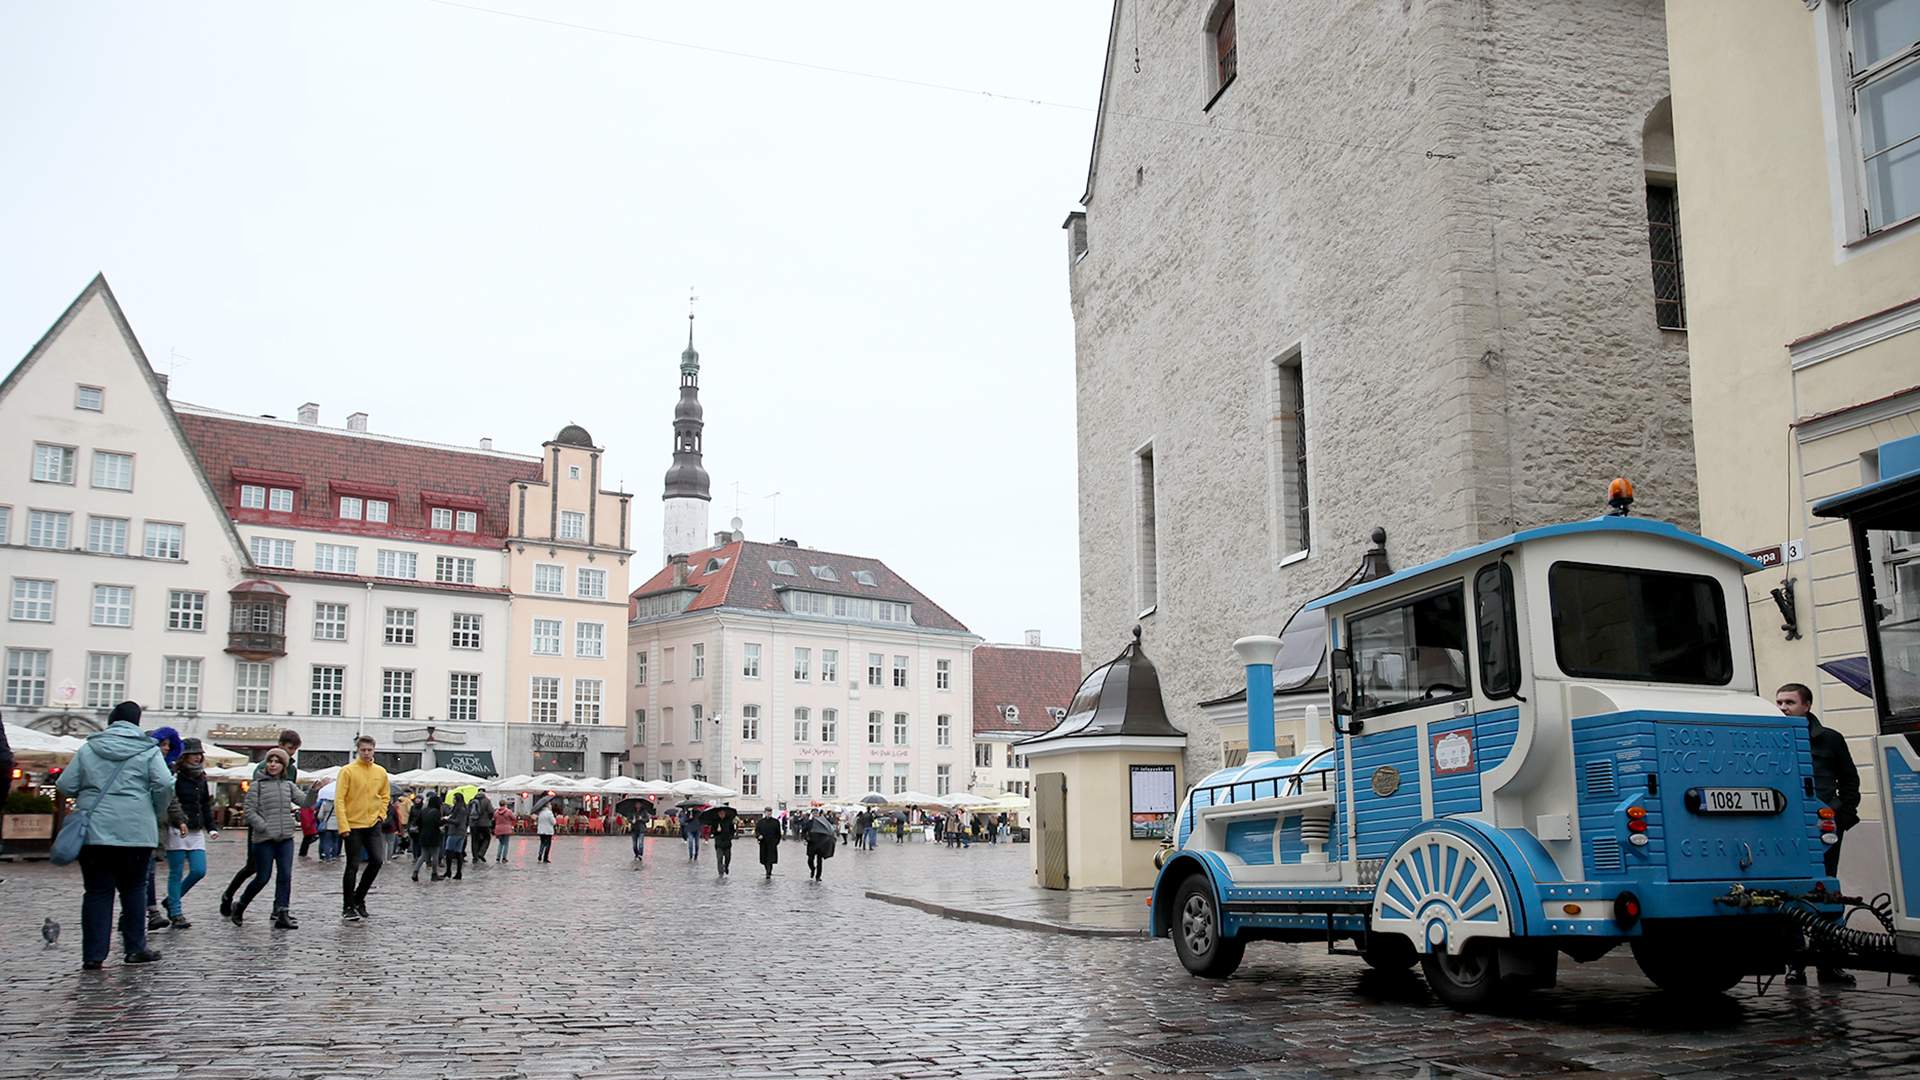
[804,811,837,882]
[703,806,738,877]
[680,807,702,861]
[755,809,781,879]
[628,801,653,865]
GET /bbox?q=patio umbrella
[2,723,86,762]
[669,778,738,800]
[300,765,341,785]
[892,790,942,806]
[389,769,424,785]
[939,792,994,807]
[987,793,1033,811]
[856,792,890,806]
[197,741,249,766]
[405,766,490,788]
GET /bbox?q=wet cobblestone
[1,837,1916,1078]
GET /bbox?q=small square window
[339,496,363,520]
[431,508,454,530]
[366,500,390,523]
[240,485,266,510]
[75,385,104,411]
[456,510,477,532]
[269,488,294,513]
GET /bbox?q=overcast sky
[0,0,1105,649]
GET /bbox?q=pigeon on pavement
[42,917,59,947]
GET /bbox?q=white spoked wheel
[1370,830,1511,959]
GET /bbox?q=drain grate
[1121,1039,1284,1069]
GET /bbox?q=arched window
[1643,98,1686,331]
[1203,0,1238,106]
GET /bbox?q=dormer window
[1047,707,1067,721]
[851,569,877,587]
[456,510,477,532]
[769,559,798,576]
[1204,0,1237,108]
[240,484,295,512]
[366,500,390,523]
[810,565,838,582]
[1003,705,1020,723]
[705,557,725,573]
[340,496,363,520]
[431,508,454,530]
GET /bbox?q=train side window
[1348,584,1470,718]
[1475,562,1522,699]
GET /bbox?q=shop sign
[531,732,588,752]
[208,724,286,744]
[2,814,54,840]
[439,750,497,778]
[1744,539,1804,569]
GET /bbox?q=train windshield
[1548,562,1732,685]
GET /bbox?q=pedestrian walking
[756,810,781,879]
[411,793,444,881]
[316,794,339,861]
[54,701,174,970]
[804,813,836,881]
[1778,682,1862,986]
[469,789,494,864]
[163,738,219,928]
[493,801,516,862]
[336,735,391,922]
[442,792,470,880]
[864,810,879,851]
[297,792,319,859]
[220,729,301,917]
[629,804,650,864]
[893,809,907,844]
[711,807,737,877]
[391,791,414,858]
[142,728,187,932]
[535,803,556,863]
[230,748,298,928]
[682,810,701,861]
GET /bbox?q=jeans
[715,842,732,875]
[80,845,152,963]
[319,831,341,860]
[341,827,384,906]
[239,837,294,911]
[146,855,160,912]
[537,834,553,862]
[865,827,878,849]
[632,831,645,859]
[686,831,700,859]
[496,834,510,861]
[165,847,208,917]
[412,839,439,878]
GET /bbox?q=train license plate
[1693,788,1781,814]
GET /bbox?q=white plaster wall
[662,497,709,563]
[1069,0,1696,780]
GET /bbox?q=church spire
[662,299,712,562]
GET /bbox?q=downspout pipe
[1233,636,1284,764]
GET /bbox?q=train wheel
[1630,939,1745,994]
[1421,939,1505,1009]
[1171,875,1245,978]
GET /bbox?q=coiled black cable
[1787,892,1898,955]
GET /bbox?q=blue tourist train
[1151,494,1863,1008]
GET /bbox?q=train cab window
[1475,563,1522,699]
[1548,563,1731,685]
[1348,585,1470,717]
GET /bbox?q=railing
[1191,765,1336,810]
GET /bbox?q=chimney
[1025,629,1043,646]
[297,402,319,425]
[155,373,170,394]
[670,553,690,586]
[346,412,368,433]
[713,530,732,546]
[479,437,493,451]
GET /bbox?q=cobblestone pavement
[3,836,1918,1079]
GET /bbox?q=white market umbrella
[389,769,424,785]
[499,772,576,792]
[3,723,86,761]
[487,773,534,792]
[891,790,942,806]
[402,767,489,788]
[597,776,655,796]
[988,793,1032,811]
[197,741,249,766]
[938,791,994,807]
[301,765,341,785]
[207,763,257,782]
[668,778,738,800]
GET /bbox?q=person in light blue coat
[55,702,175,970]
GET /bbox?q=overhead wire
[415,0,1456,164]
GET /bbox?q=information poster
[1129,764,1177,840]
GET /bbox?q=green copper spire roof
[680,314,699,374]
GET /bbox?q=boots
[229,896,249,926]
[271,908,297,930]
[220,885,236,917]
[453,855,464,880]
[146,907,169,931]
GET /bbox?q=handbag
[51,751,141,865]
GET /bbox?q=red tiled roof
[630,540,971,633]
[177,407,544,550]
[971,643,1085,734]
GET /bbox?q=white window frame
[691,641,707,679]
[431,507,454,530]
[32,443,76,485]
[27,510,71,549]
[168,590,206,632]
[577,567,608,599]
[820,761,838,797]
[75,384,104,411]
[793,706,811,742]
[161,656,202,711]
[794,646,811,681]
[86,652,128,707]
[530,675,561,723]
[741,704,761,741]
[311,665,345,716]
[534,563,564,595]
[381,668,414,719]
[5,648,51,707]
[742,642,760,679]
[10,578,55,622]
[691,703,704,742]
[867,653,884,686]
[1816,0,1920,246]
[635,648,648,685]
[145,522,185,561]
[313,601,349,641]
[822,650,838,683]
[451,612,483,650]
[532,617,562,656]
[338,496,362,520]
[936,658,951,691]
[937,714,951,747]
[90,450,133,491]
[976,741,993,767]
[892,655,909,688]
[449,672,481,722]
[314,543,358,574]
[384,607,417,645]
[867,711,883,744]
[575,620,606,659]
[868,764,884,794]
[234,660,272,714]
[377,549,417,579]
[250,535,293,568]
[821,708,838,743]
[86,515,129,555]
[240,484,267,510]
[792,763,811,797]
[267,487,294,513]
[936,763,952,796]
[559,510,586,541]
[741,760,760,796]
[893,712,910,746]
[455,510,478,532]
[91,584,133,627]
[435,555,477,585]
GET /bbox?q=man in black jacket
[1777,682,1861,986]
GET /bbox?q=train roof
[1304,516,1763,614]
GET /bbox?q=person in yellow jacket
[335,735,391,922]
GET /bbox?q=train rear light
[1627,819,1647,834]
[1626,806,1647,821]
[1613,892,1642,929]
[1628,833,1649,847]
[1818,807,1835,820]
[1819,820,1836,833]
